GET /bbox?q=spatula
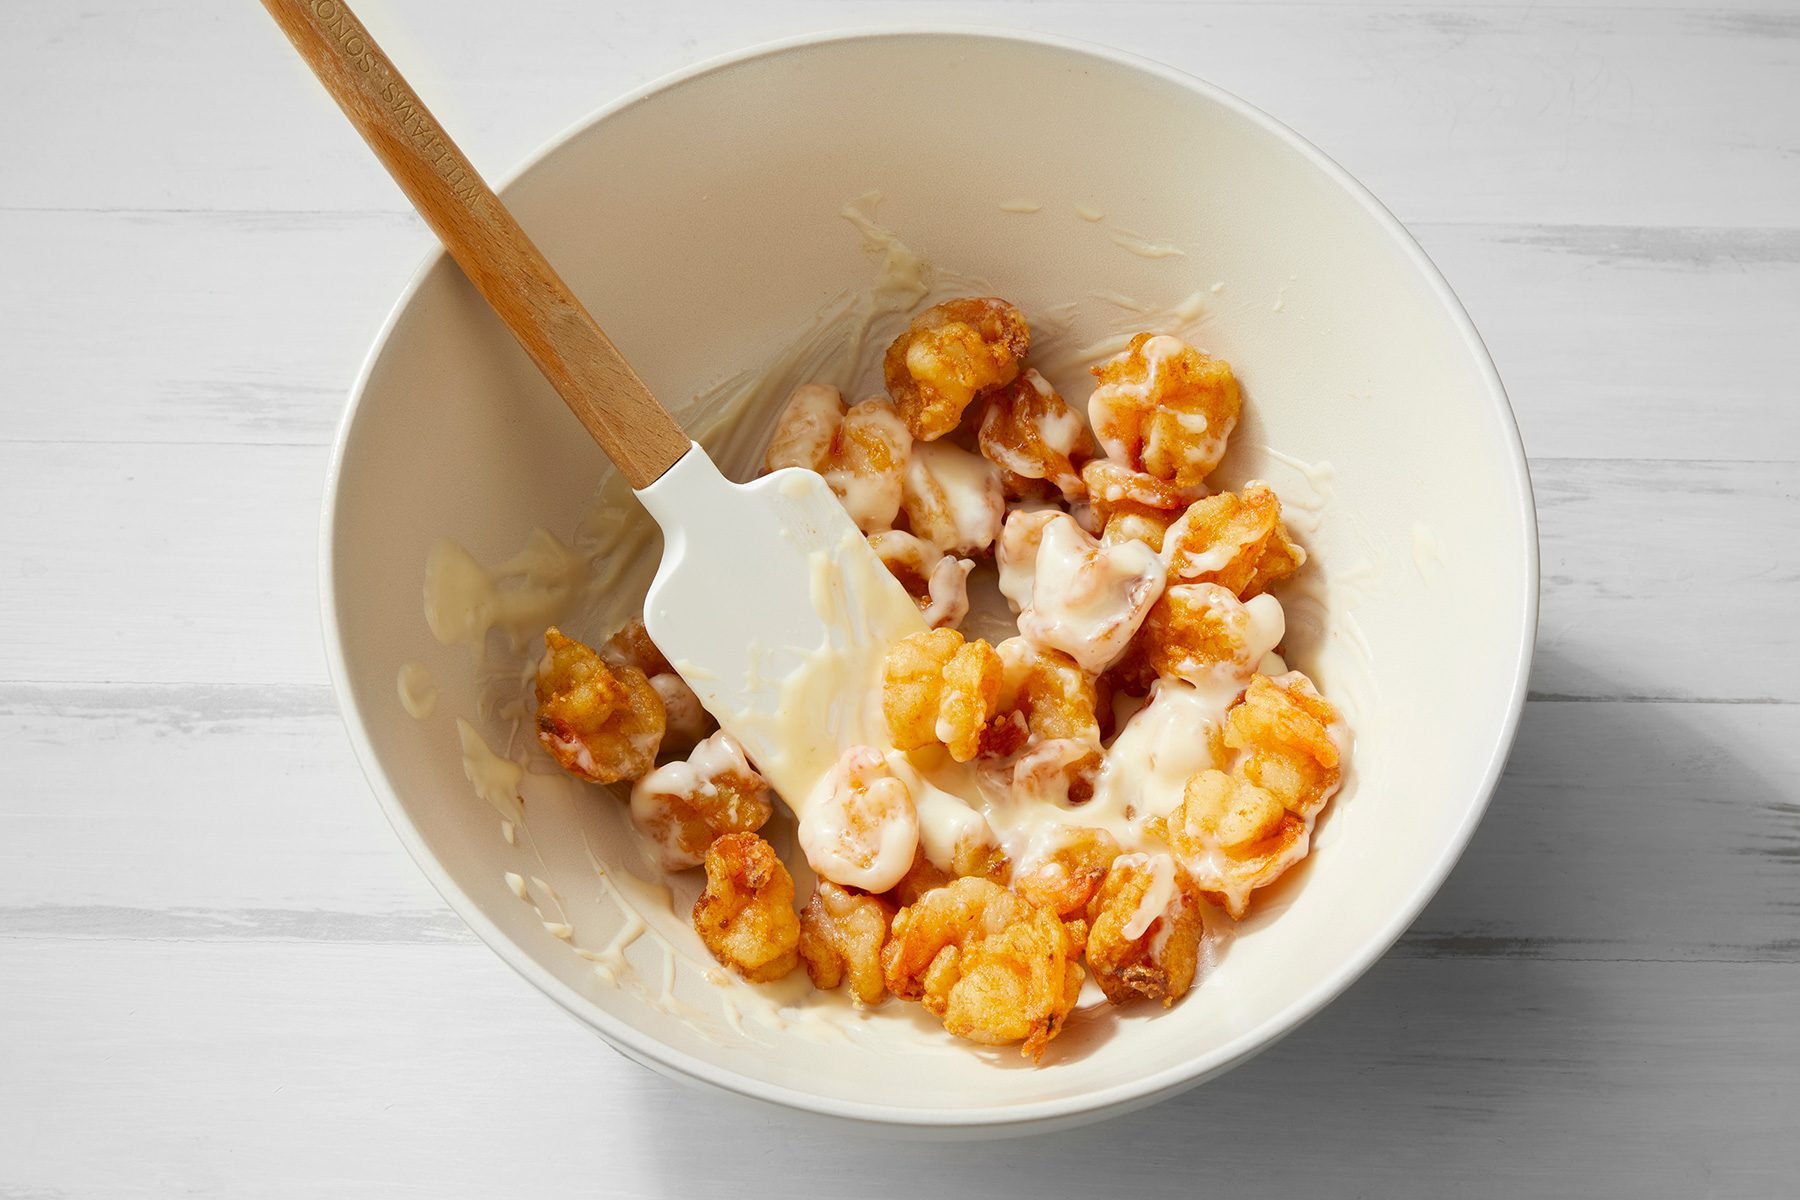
[263,0,925,806]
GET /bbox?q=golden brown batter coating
[881,877,1083,1059]
[1089,333,1240,491]
[1226,672,1343,820]
[693,833,801,983]
[1137,583,1270,689]
[882,629,1003,763]
[884,298,1030,440]
[628,732,773,871]
[978,368,1096,500]
[1083,853,1203,1006]
[1161,484,1305,598]
[798,881,894,1005]
[535,627,665,784]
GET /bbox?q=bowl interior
[327,32,1534,1127]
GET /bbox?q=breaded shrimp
[881,877,1084,1059]
[628,731,773,871]
[535,627,665,784]
[693,832,801,982]
[883,298,1030,440]
[798,881,894,1005]
[1083,852,1203,1006]
[1089,333,1240,491]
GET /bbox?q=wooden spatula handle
[263,0,691,489]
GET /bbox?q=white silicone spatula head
[634,454,926,805]
[264,0,923,805]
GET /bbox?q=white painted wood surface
[3,1,1795,1193]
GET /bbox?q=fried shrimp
[1081,459,1192,553]
[1089,333,1241,491]
[798,746,920,892]
[598,616,673,677]
[882,629,1003,762]
[1011,825,1121,919]
[628,731,774,871]
[978,369,1096,501]
[883,297,1030,440]
[763,385,912,532]
[900,440,1005,557]
[882,831,1012,908]
[868,529,974,630]
[1154,671,1345,918]
[1084,852,1203,1006]
[600,617,713,757]
[1161,483,1306,597]
[693,832,801,982]
[823,398,914,533]
[1225,672,1344,820]
[994,637,1104,748]
[982,639,1106,812]
[535,627,666,784]
[520,294,1348,1060]
[995,506,1062,614]
[881,877,1084,1058]
[764,382,846,475]
[1157,768,1307,920]
[798,881,894,1005]
[1137,583,1286,699]
[1016,512,1165,674]
[647,673,713,758]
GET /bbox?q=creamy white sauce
[824,398,910,531]
[998,198,1042,214]
[1261,446,1338,500]
[1074,204,1106,222]
[456,717,524,825]
[629,731,758,870]
[498,870,576,941]
[396,661,436,718]
[425,529,589,655]
[1107,227,1186,259]
[1017,513,1164,674]
[1272,277,1296,313]
[890,755,997,870]
[839,191,931,318]
[1008,737,1097,808]
[797,746,920,891]
[995,506,1060,614]
[1029,291,1207,382]
[1092,679,1231,824]
[902,441,1004,556]
[921,554,975,630]
[1116,852,1178,940]
[964,674,1251,875]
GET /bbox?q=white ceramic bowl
[323,30,1536,1135]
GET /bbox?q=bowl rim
[319,25,1540,1132]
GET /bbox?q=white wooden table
[4,1,1795,1194]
